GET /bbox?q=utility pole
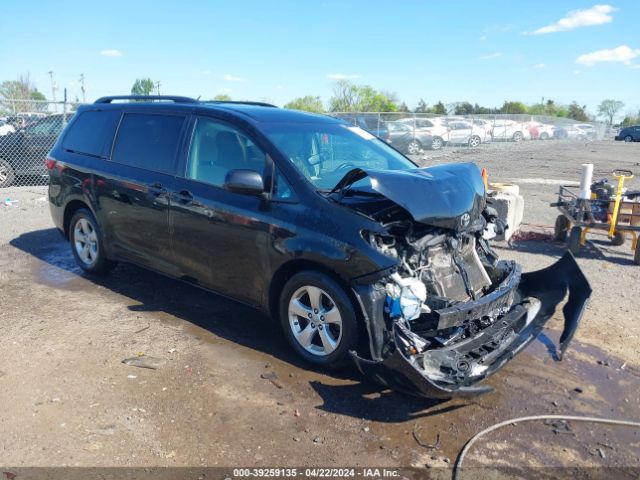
[155,81,161,95]
[47,70,58,112]
[79,73,86,103]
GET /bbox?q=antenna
[47,71,57,112]
[79,73,86,103]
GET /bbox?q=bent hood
[333,162,486,230]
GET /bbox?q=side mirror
[223,169,264,196]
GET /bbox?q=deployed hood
[333,162,486,230]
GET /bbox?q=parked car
[471,118,494,138]
[395,117,449,150]
[525,121,555,140]
[0,113,72,187]
[445,120,489,147]
[554,124,591,140]
[615,125,640,142]
[0,120,16,136]
[491,119,530,142]
[386,122,433,154]
[337,114,389,142]
[47,95,591,398]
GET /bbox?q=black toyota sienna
[48,96,591,398]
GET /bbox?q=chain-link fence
[329,112,606,156]
[0,99,608,190]
[0,99,79,189]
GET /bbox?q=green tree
[597,99,624,125]
[474,103,491,114]
[397,102,410,113]
[131,78,155,96]
[430,101,447,115]
[454,102,474,115]
[328,80,397,112]
[0,73,47,113]
[567,102,589,121]
[414,99,428,113]
[213,93,232,101]
[284,95,324,112]
[500,101,527,114]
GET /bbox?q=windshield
[263,122,416,189]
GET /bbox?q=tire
[568,226,582,256]
[624,135,633,143]
[540,132,549,140]
[431,137,443,150]
[407,139,422,155]
[0,158,15,188]
[512,131,523,142]
[554,215,569,242]
[634,244,640,265]
[69,209,115,274]
[468,135,481,148]
[279,271,358,368]
[611,231,625,246]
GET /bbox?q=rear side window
[111,113,186,173]
[63,110,121,157]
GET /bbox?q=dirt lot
[0,139,639,476]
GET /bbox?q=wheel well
[63,200,90,239]
[268,259,361,323]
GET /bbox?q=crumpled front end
[351,253,591,398]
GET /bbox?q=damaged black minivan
[48,96,591,398]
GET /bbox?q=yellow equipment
[608,169,634,239]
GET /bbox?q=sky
[1,1,638,117]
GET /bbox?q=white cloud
[527,4,616,35]
[201,69,212,76]
[326,73,361,80]
[223,74,246,82]
[479,52,502,60]
[217,88,233,94]
[629,64,640,69]
[100,49,122,57]
[479,35,487,41]
[533,63,546,69]
[576,45,640,66]
[574,69,582,75]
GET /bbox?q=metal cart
[552,178,640,265]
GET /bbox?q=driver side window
[186,117,266,187]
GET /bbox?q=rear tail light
[45,156,56,170]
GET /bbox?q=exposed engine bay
[333,163,592,398]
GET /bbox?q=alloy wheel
[288,285,343,356]
[431,137,443,150]
[74,218,99,266]
[469,135,481,147]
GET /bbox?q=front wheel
[0,159,15,188]
[512,131,523,142]
[407,139,422,155]
[279,271,358,368]
[611,231,625,246]
[69,209,115,274]
[554,215,569,242]
[624,135,633,142]
[568,226,582,255]
[431,137,443,150]
[468,135,481,147]
[540,132,549,140]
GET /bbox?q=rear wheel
[634,244,640,265]
[431,137,443,150]
[554,215,569,242]
[0,159,15,188]
[279,271,358,368]
[624,135,633,142]
[568,226,582,255]
[407,139,422,155]
[540,132,549,140]
[69,209,115,274]
[512,131,523,142]
[468,135,481,147]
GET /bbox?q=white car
[525,121,555,140]
[0,122,15,136]
[491,119,530,142]
[395,117,487,149]
[395,117,450,150]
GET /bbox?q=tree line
[0,74,635,126]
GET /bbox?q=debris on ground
[122,355,165,370]
[134,325,150,334]
[544,419,574,435]
[412,424,441,450]
[260,372,283,389]
[313,436,323,444]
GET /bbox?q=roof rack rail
[94,95,199,104]
[204,100,278,108]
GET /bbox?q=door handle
[176,189,194,204]
[148,182,166,195]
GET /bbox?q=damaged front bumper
[350,253,592,398]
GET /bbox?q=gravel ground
[0,139,639,475]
